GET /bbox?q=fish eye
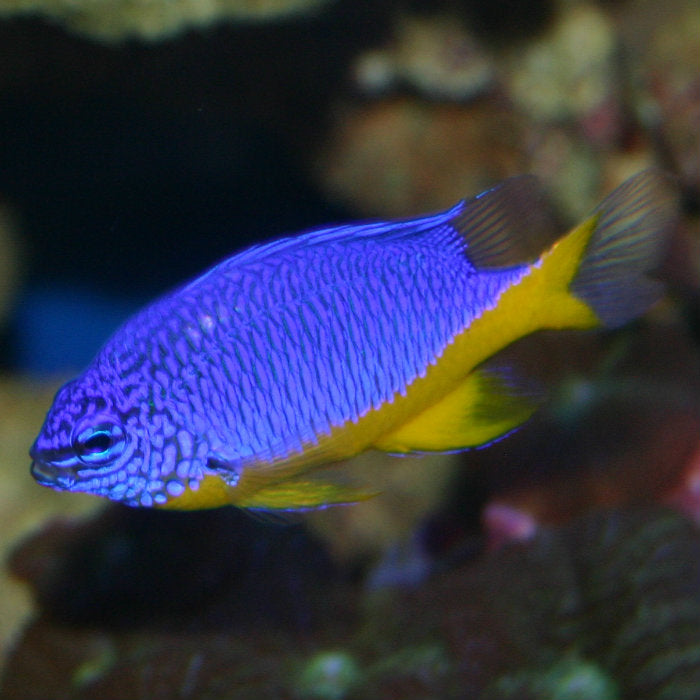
[71,417,126,467]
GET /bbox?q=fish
[30,170,679,511]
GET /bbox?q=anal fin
[236,472,379,511]
[374,362,543,454]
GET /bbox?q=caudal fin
[570,170,679,328]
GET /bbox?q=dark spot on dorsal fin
[450,175,563,268]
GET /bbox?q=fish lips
[29,443,80,489]
[30,459,78,490]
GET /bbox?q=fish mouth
[30,460,77,489]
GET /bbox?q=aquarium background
[0,0,698,697]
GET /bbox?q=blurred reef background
[0,0,699,697]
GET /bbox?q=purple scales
[34,202,527,506]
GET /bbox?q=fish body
[30,171,678,510]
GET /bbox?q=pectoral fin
[374,363,543,454]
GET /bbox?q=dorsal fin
[449,175,563,268]
[209,176,561,275]
[223,202,462,268]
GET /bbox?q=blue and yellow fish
[30,171,678,511]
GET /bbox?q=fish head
[30,373,144,504]
[29,362,232,508]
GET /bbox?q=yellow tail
[569,169,679,328]
[518,169,679,334]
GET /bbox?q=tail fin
[570,170,679,328]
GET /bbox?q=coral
[316,96,528,218]
[484,654,619,700]
[352,13,494,101]
[572,510,700,699]
[0,0,336,42]
[2,507,700,698]
[501,3,617,130]
[618,0,700,188]
[295,651,362,700]
[314,0,699,222]
[442,508,700,699]
[5,505,339,631]
[316,5,620,221]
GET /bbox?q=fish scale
[168,236,479,456]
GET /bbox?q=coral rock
[0,0,337,42]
